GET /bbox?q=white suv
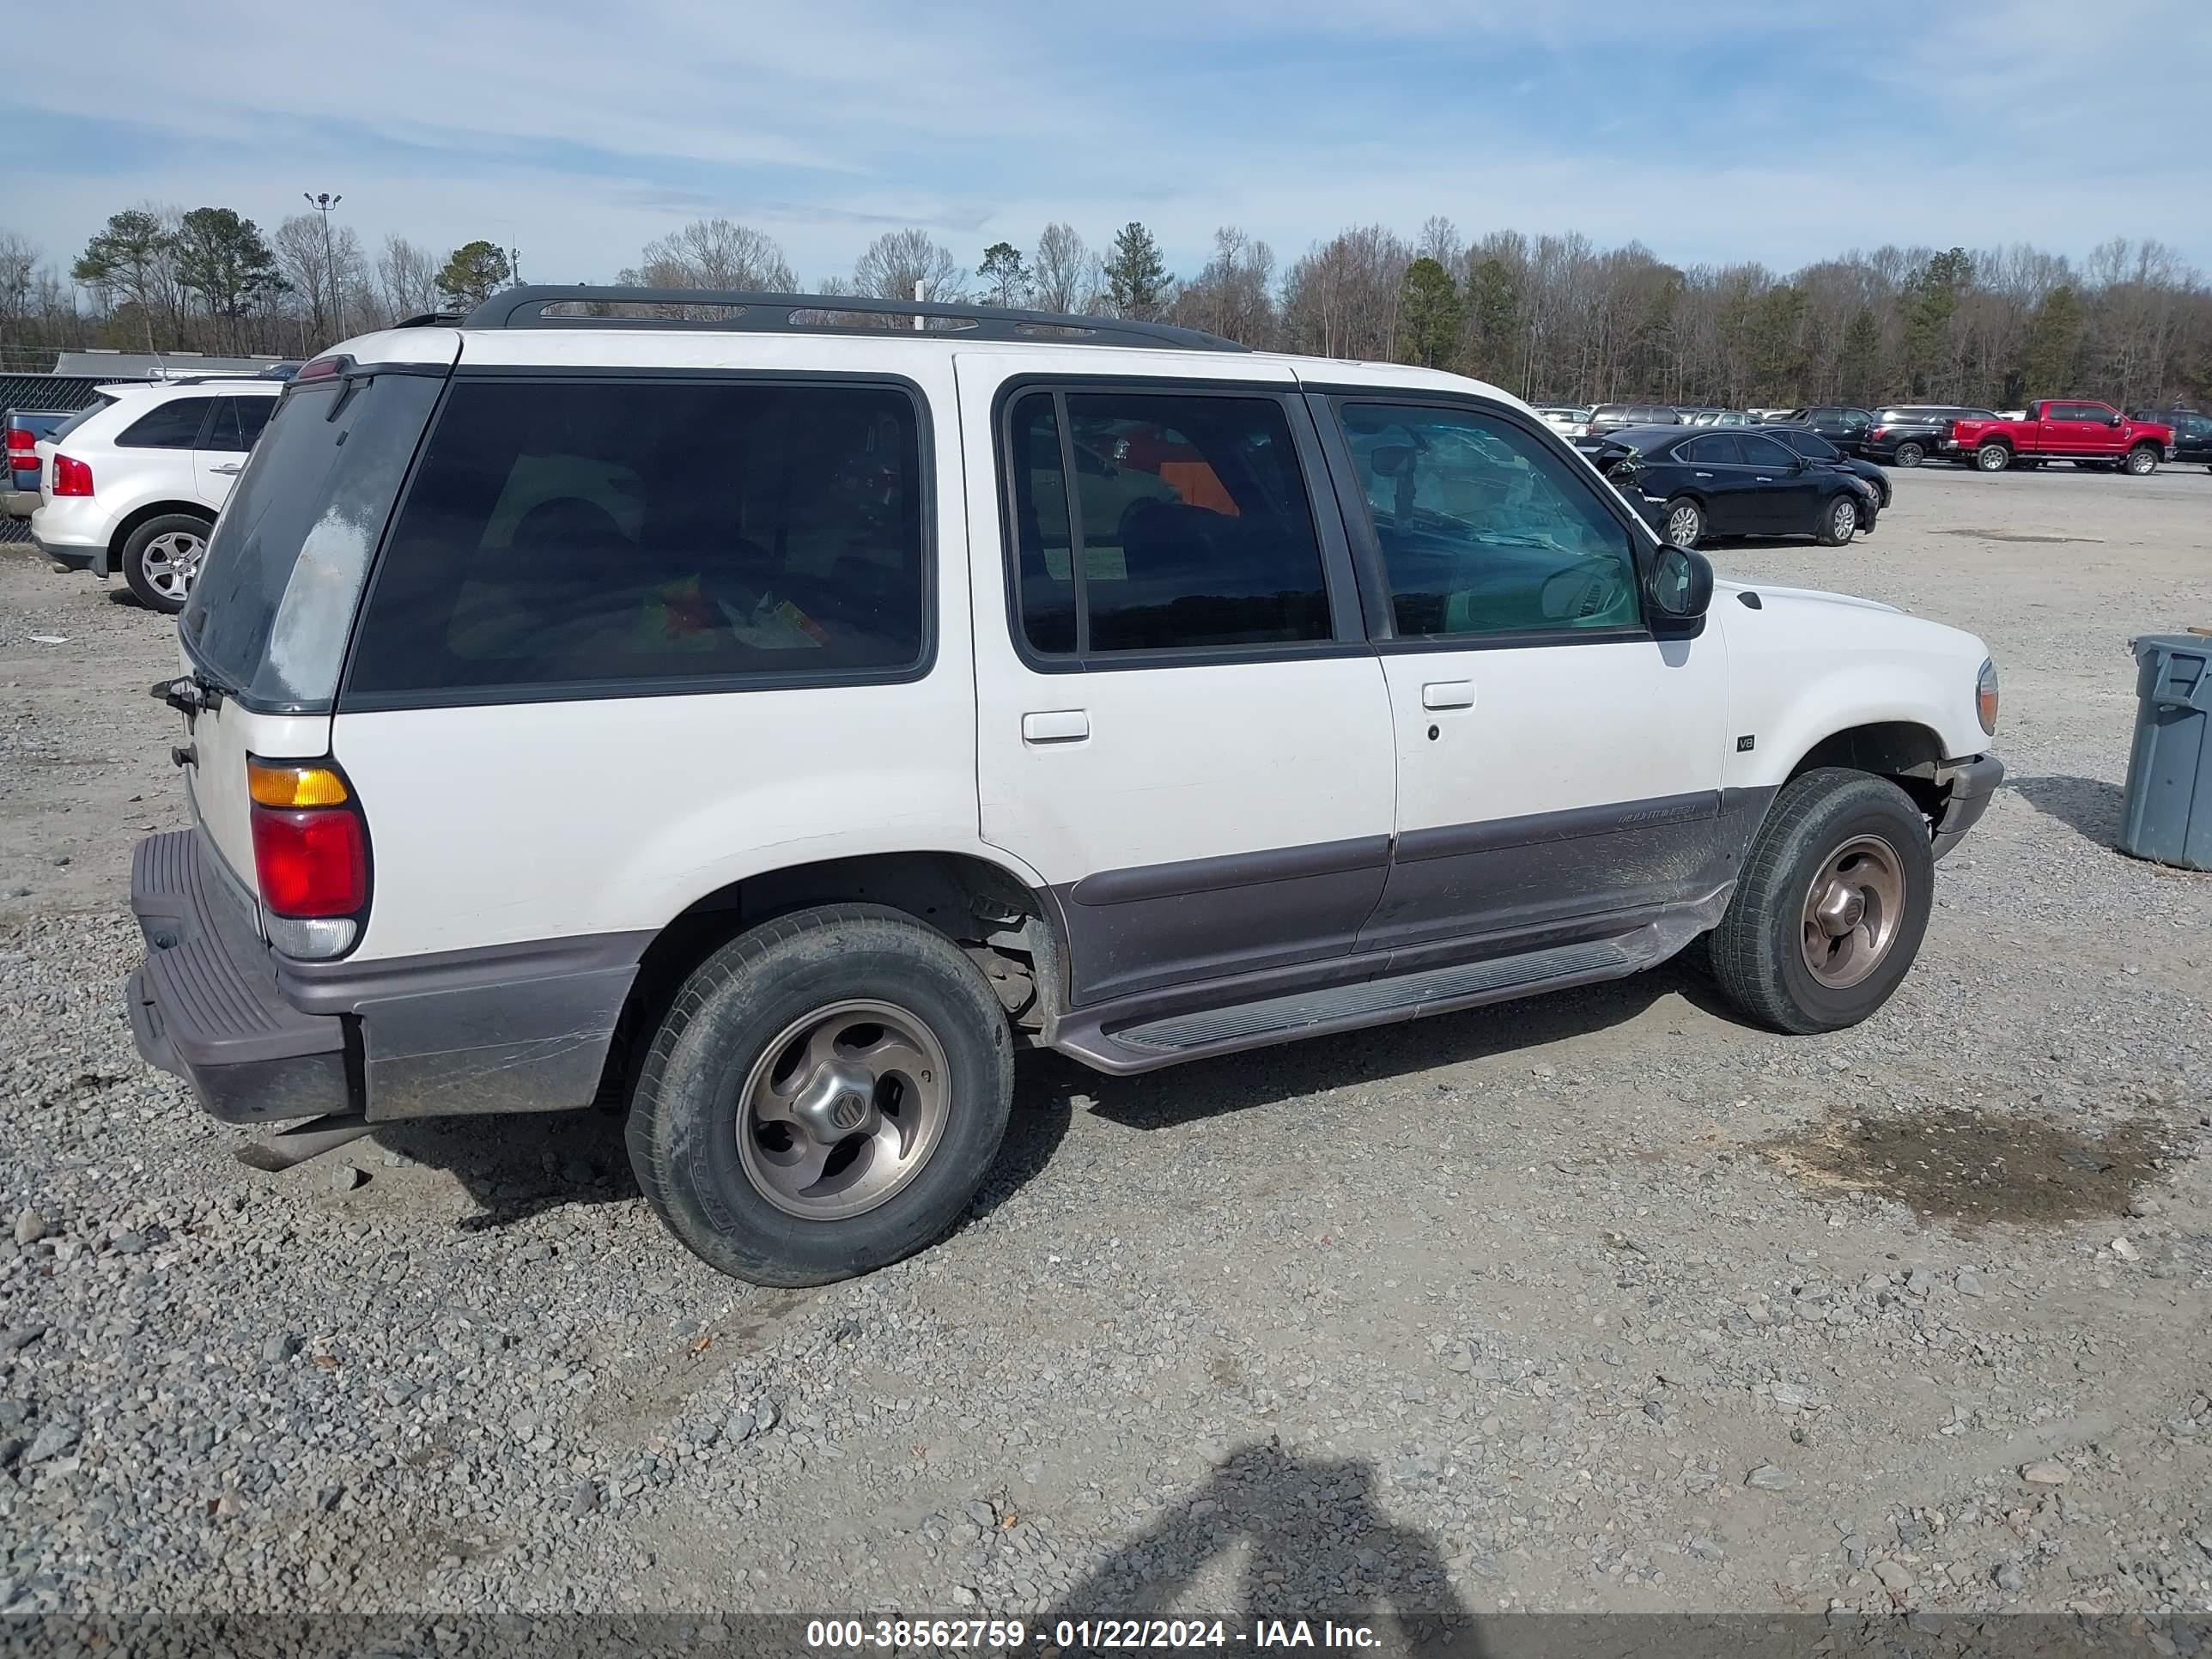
[126,288,2003,1286]
[31,377,282,612]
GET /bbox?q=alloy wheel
[1800,835,1905,989]
[736,1000,951,1221]
[140,531,206,602]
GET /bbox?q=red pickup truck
[1945,401,2175,475]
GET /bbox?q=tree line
[3,204,2205,411]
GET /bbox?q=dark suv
[2130,408,2212,467]
[1584,403,1681,439]
[1765,406,1874,456]
[1866,407,1998,468]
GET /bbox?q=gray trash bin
[2119,634,2212,870]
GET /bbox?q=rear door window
[1006,389,1330,658]
[117,396,215,449]
[1679,434,1742,465]
[1738,434,1797,468]
[343,378,928,704]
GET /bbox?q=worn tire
[1662,496,1705,548]
[1815,491,1859,546]
[1893,441,1925,467]
[1709,769,1934,1035]
[1975,442,2011,472]
[626,903,1015,1286]
[120,513,214,614]
[2124,443,2159,476]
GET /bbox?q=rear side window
[117,396,214,449]
[1738,434,1796,467]
[50,396,117,441]
[1006,389,1329,658]
[344,378,927,703]
[204,396,276,452]
[1679,434,1741,464]
[182,374,444,709]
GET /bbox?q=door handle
[1693,471,1713,479]
[1022,709,1089,744]
[1421,681,1475,711]
[210,463,243,475]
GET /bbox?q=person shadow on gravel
[1041,1439,1491,1658]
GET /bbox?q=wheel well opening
[1790,722,1946,817]
[109,501,215,559]
[587,852,1056,1114]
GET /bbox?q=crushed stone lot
[2,464,2210,1626]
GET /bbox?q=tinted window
[203,396,276,453]
[184,375,444,709]
[1679,434,1742,465]
[117,396,214,449]
[1775,429,1842,461]
[1340,404,1640,639]
[1839,410,1870,431]
[1737,434,1796,467]
[1009,390,1328,656]
[348,379,927,702]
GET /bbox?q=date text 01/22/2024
[804,1619,1384,1650]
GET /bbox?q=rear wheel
[119,514,213,613]
[2124,443,2160,476]
[626,903,1015,1285]
[1975,442,2011,472]
[1893,441,1925,467]
[1815,492,1858,546]
[1709,769,1934,1034]
[1663,497,1705,548]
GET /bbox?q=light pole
[303,191,343,343]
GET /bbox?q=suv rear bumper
[128,830,649,1127]
[127,830,353,1124]
[1931,754,2004,860]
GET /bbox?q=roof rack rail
[459,286,1250,354]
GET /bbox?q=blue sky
[10,0,2210,289]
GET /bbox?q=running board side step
[1052,918,1696,1076]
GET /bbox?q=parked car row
[1555,398,2207,477]
[1577,424,1881,550]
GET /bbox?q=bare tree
[853,228,964,305]
[618,218,796,292]
[0,228,37,336]
[1171,227,1275,346]
[375,234,442,325]
[1030,222,1100,316]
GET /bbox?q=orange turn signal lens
[247,761,349,808]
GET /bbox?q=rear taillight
[4,430,34,458]
[52,454,93,495]
[1869,427,1887,439]
[247,759,369,920]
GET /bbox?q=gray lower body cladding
[127,830,648,1127]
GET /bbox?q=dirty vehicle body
[127,288,2005,1285]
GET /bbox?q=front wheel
[1662,497,1705,548]
[1709,769,1934,1034]
[120,514,213,614]
[1975,443,2011,472]
[1815,492,1859,546]
[1893,441,1925,467]
[2124,444,2160,476]
[626,903,1015,1285]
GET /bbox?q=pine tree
[1103,223,1169,321]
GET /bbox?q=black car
[1584,402,1682,438]
[1759,424,1891,510]
[2130,408,2212,467]
[1592,426,1875,548]
[1764,405,1874,456]
[1865,405,1998,468]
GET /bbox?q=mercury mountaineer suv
[127,287,2005,1286]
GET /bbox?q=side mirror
[1370,444,1415,478]
[1648,543,1713,622]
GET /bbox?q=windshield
[180,373,443,710]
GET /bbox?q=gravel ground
[2,463,2210,1628]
